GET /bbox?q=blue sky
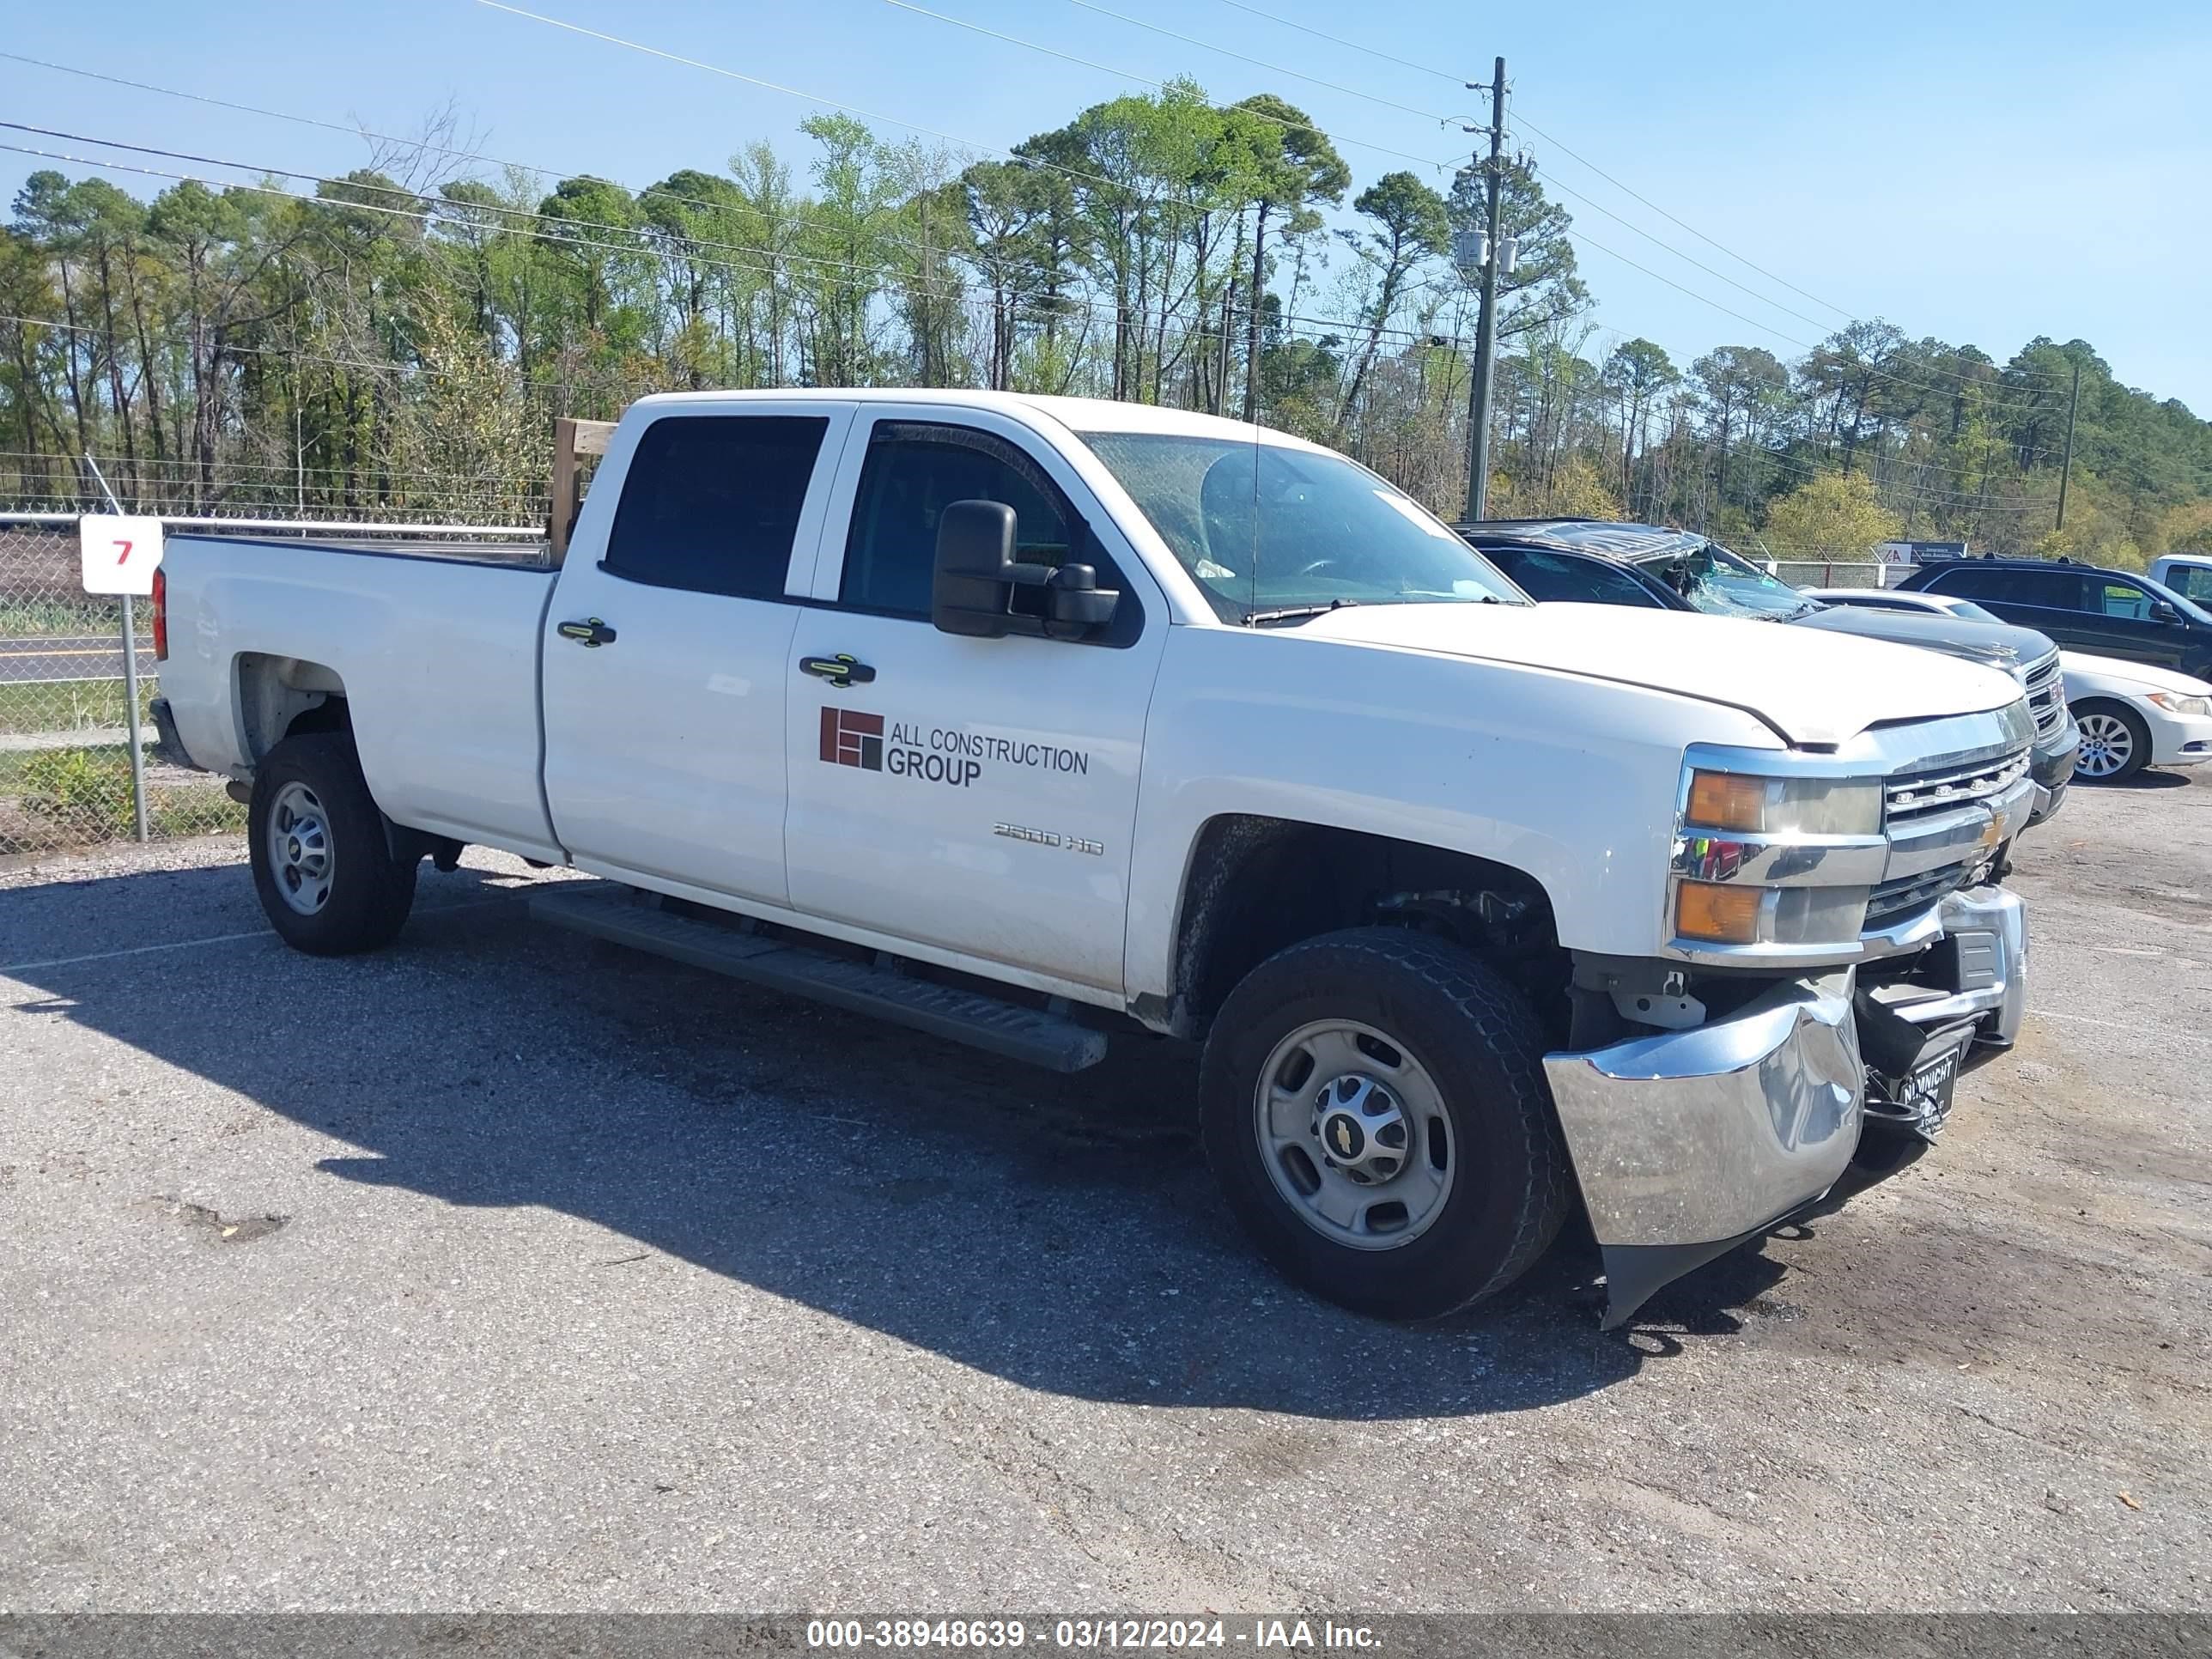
[6,0,2209,412]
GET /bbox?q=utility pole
[2055,356,2081,531]
[1462,57,1508,523]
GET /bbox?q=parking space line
[0,893,529,975]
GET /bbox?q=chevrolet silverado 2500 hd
[151,391,2038,1326]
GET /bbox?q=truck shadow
[4,862,1808,1420]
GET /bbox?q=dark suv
[1457,520,2078,827]
[1898,556,2212,679]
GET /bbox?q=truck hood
[1297,601,2024,748]
[1792,605,2056,676]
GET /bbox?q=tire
[1199,927,1572,1321]
[248,732,418,955]
[2072,699,2151,784]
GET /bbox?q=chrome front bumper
[1544,974,1863,1328]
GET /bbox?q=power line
[5,46,2066,422]
[0,48,949,264]
[1190,3,2070,405]
[1057,0,1456,125]
[879,0,1455,171]
[1565,225,2073,442]
[471,0,1176,208]
[1203,0,1464,87]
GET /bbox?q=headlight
[1684,769,1883,836]
[2148,691,2212,717]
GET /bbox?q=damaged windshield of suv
[1650,541,1820,621]
[1078,431,1526,622]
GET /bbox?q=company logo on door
[820,708,884,770]
[817,707,1091,790]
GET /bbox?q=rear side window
[841,423,1073,617]
[1929,566,2085,610]
[2096,580,2154,619]
[603,415,830,599]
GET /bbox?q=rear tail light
[152,567,167,660]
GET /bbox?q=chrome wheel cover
[267,780,334,915]
[1253,1018,1456,1250]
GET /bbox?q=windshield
[2142,573,2212,628]
[1642,542,1820,621]
[1077,431,1526,621]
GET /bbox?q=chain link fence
[1,514,540,861]
[1772,560,1892,590]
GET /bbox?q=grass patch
[0,676,154,737]
[0,741,243,854]
[0,598,134,636]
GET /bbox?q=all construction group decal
[819,708,1090,788]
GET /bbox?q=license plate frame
[1901,1030,1972,1139]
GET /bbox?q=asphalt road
[0,775,2207,1613]
[0,635,139,684]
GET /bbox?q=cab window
[603,415,830,599]
[841,423,1073,617]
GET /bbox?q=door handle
[800,653,876,688]
[557,617,617,647]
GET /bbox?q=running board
[530,883,1109,1073]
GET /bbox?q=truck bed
[157,532,564,861]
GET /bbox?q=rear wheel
[248,732,418,954]
[2072,700,2150,783]
[1199,927,1571,1321]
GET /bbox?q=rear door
[542,403,857,902]
[780,406,1168,994]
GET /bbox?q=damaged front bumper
[1856,884,2027,1139]
[1543,974,1863,1330]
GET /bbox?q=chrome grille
[1865,860,1976,929]
[1885,743,2033,825]
[2021,653,2064,738]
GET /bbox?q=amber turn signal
[1675,879,1764,944]
[1685,770,1771,832]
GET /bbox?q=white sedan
[2057,653,2212,781]
[1806,586,2212,782]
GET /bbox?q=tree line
[3,80,2209,565]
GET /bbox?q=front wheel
[2072,700,2151,783]
[248,732,418,955]
[1199,927,1572,1321]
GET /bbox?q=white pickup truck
[151,390,2039,1326]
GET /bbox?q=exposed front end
[1548,697,2038,1326]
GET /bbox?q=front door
[781,408,1167,994]
[2081,574,2189,669]
[542,403,857,902]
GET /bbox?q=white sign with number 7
[78,514,166,596]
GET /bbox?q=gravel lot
[1,773,2207,1613]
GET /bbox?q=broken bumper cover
[1543,973,1863,1330]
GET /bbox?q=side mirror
[2149,600,2180,624]
[931,498,1119,640]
